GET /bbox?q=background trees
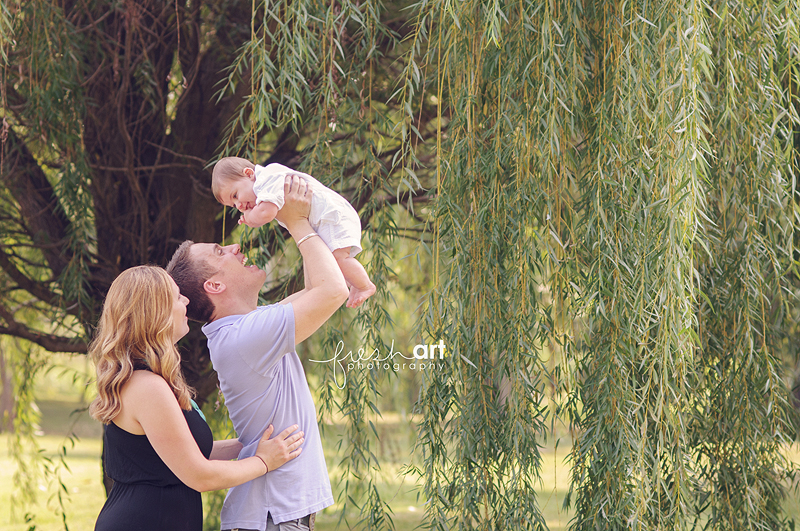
[0,0,430,397]
[2,1,800,530]
[1,0,430,526]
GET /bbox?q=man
[167,176,348,531]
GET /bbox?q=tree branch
[0,306,87,353]
[0,249,70,313]
[1,126,71,277]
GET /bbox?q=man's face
[190,243,266,298]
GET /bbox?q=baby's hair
[211,156,256,203]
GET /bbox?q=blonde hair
[89,266,194,424]
[211,156,256,203]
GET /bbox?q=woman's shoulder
[113,370,175,434]
[123,370,173,401]
[128,367,163,382]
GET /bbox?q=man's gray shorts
[224,512,314,531]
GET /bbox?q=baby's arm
[240,201,280,228]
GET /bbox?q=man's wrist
[296,233,319,246]
[285,219,314,241]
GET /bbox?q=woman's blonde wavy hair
[89,265,194,424]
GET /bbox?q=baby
[211,156,376,308]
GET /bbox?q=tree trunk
[0,342,14,432]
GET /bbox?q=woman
[90,265,304,530]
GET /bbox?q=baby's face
[221,177,258,212]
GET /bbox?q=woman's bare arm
[210,439,244,461]
[118,371,303,492]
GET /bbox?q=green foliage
[570,0,708,524]
[400,0,800,530]
[7,338,49,524]
[405,1,580,529]
[200,394,238,531]
[689,1,799,529]
[3,1,800,530]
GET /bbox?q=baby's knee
[332,248,351,261]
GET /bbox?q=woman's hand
[255,424,304,473]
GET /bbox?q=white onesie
[253,163,363,257]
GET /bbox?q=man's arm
[209,439,243,460]
[277,176,348,344]
[278,259,310,305]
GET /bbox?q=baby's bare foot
[346,281,376,308]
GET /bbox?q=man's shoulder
[205,304,296,375]
[203,304,292,340]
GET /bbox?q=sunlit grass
[0,432,577,531]
[0,433,104,531]
[1,371,797,531]
[1,401,578,531]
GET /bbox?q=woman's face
[169,277,190,343]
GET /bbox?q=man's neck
[209,298,258,322]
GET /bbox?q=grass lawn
[0,402,105,531]
[0,395,796,530]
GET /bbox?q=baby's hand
[238,210,265,228]
[239,202,279,228]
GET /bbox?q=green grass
[0,400,573,531]
[0,363,797,531]
[0,433,105,531]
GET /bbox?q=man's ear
[203,279,226,295]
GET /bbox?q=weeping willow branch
[689,1,798,529]
[0,303,86,354]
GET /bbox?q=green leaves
[405,0,798,529]
[4,0,797,529]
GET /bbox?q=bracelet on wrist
[296,233,319,246]
[255,455,269,474]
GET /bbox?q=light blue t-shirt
[202,304,333,529]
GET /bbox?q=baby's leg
[333,248,376,308]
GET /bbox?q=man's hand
[275,175,312,229]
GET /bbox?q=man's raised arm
[277,176,348,344]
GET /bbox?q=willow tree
[402,0,800,530]
[2,0,800,531]
[0,0,428,527]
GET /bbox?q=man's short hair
[166,240,218,323]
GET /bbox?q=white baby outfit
[253,163,362,257]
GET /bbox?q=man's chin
[251,266,267,282]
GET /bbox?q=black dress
[94,407,213,531]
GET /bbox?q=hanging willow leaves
[690,1,798,529]
[406,0,586,529]
[569,0,710,527]
[2,0,800,530]
[403,0,798,530]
